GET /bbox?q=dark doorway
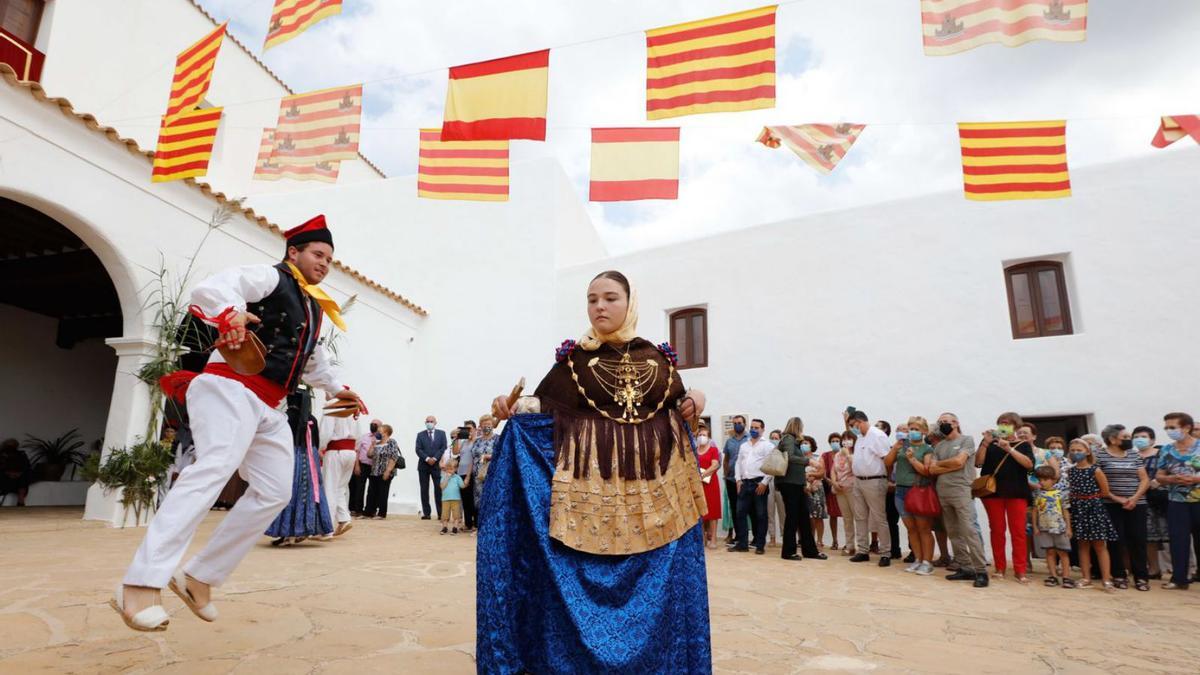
[1024,415,1090,444]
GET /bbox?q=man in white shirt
[729,418,775,555]
[846,410,893,566]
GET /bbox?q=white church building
[2,0,1197,527]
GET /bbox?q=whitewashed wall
[36,0,383,198]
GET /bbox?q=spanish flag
[165,23,226,125]
[417,129,509,202]
[1151,115,1200,148]
[152,107,223,183]
[264,0,343,50]
[958,121,1071,201]
[589,128,680,202]
[441,50,549,141]
[645,6,776,120]
[922,1,1088,57]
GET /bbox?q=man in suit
[415,415,447,520]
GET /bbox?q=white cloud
[198,0,1200,254]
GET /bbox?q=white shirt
[851,426,891,477]
[735,437,777,483]
[319,415,360,451]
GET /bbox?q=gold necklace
[568,343,674,425]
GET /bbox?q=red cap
[283,214,333,249]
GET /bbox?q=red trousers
[982,497,1028,576]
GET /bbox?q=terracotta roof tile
[0,62,426,317]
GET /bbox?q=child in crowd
[440,458,467,535]
[1033,464,1074,588]
[1065,439,1118,591]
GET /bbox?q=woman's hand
[680,389,706,420]
[491,395,516,421]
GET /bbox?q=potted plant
[83,439,175,527]
[23,429,88,482]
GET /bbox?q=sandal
[1162,582,1189,590]
[1044,576,1060,587]
[1113,578,1128,590]
[1135,579,1150,592]
[110,584,169,632]
[1077,579,1093,589]
[1061,578,1076,589]
[169,570,217,622]
[1103,581,1116,592]
[1015,576,1030,585]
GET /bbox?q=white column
[83,336,158,527]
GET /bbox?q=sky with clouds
[198,0,1200,254]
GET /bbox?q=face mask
[733,424,746,435]
[850,426,863,438]
[749,429,761,440]
[369,423,379,433]
[1050,448,1064,458]
[425,422,435,431]
[1119,439,1134,451]
[830,441,842,451]
[938,422,954,436]
[800,443,812,453]
[909,430,924,442]
[1166,429,1185,442]
[1070,452,1087,462]
[696,434,709,446]
[482,426,493,435]
[1132,437,1150,450]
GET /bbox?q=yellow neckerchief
[286,262,347,331]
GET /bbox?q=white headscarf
[579,287,639,352]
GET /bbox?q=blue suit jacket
[415,428,448,466]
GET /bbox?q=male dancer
[320,413,360,537]
[112,215,362,631]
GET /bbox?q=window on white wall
[669,307,707,369]
[1004,260,1073,339]
[0,0,45,44]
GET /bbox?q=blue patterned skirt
[476,414,712,674]
[265,422,333,538]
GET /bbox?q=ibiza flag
[272,84,362,166]
[152,107,222,183]
[645,6,776,120]
[252,128,282,180]
[277,161,340,182]
[958,121,1071,201]
[1151,115,1200,148]
[253,127,340,183]
[264,0,343,50]
[921,1,1087,56]
[441,50,549,141]
[417,129,509,202]
[589,128,680,202]
[756,124,865,174]
[165,22,226,124]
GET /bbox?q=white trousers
[124,375,293,588]
[321,449,356,524]
[852,478,891,555]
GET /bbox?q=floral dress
[806,462,827,519]
[1066,465,1117,541]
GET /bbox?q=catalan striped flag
[756,123,865,174]
[1151,115,1200,148]
[417,129,509,202]
[264,0,343,50]
[165,23,226,125]
[645,6,776,120]
[958,121,1070,201]
[589,128,680,202]
[272,84,362,166]
[151,107,223,183]
[441,50,549,141]
[921,1,1088,56]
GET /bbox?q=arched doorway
[0,196,122,507]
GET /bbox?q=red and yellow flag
[152,107,223,183]
[921,1,1088,56]
[165,22,226,125]
[264,0,343,50]
[756,124,865,174]
[590,128,680,202]
[645,6,776,120]
[441,50,549,141]
[252,128,282,180]
[958,121,1071,201]
[417,129,509,202]
[1151,115,1200,148]
[253,127,340,183]
[272,84,362,166]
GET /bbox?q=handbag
[971,452,1009,499]
[759,447,789,477]
[905,481,942,518]
[395,451,406,471]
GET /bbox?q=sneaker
[439,527,447,535]
[878,556,891,568]
[904,561,921,573]
[915,562,934,576]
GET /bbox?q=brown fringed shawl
[535,338,707,555]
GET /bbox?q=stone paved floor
[2,507,1198,674]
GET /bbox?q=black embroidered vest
[246,263,324,394]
